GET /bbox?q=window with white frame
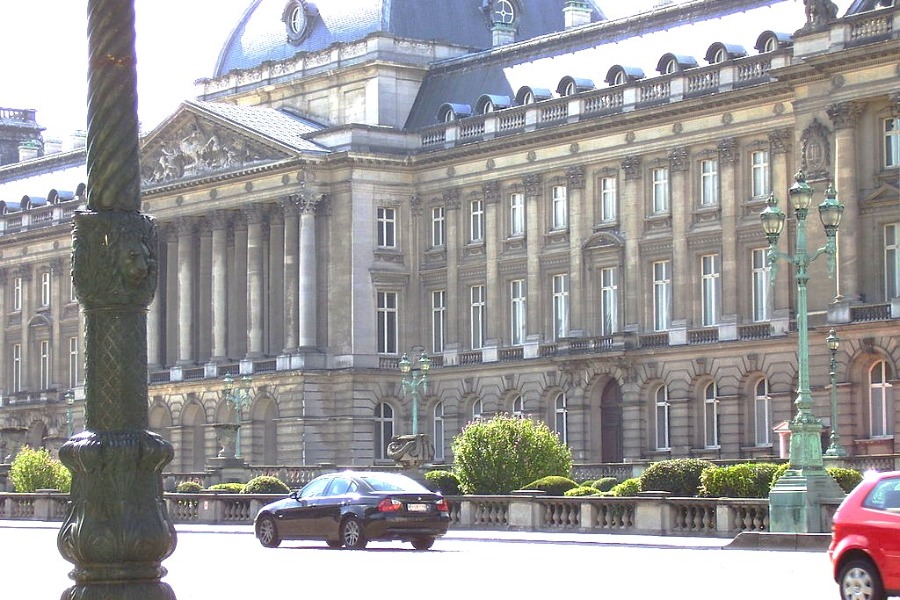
[751,150,770,198]
[600,176,617,222]
[551,185,567,230]
[885,224,900,299]
[653,260,672,331]
[40,271,51,307]
[68,336,80,389]
[511,394,524,417]
[752,248,772,321]
[652,167,669,214]
[431,206,445,248]
[376,291,398,354]
[701,254,720,327]
[470,284,486,350]
[376,207,396,248]
[470,198,485,242]
[472,398,484,421]
[700,159,718,206]
[600,267,618,335]
[885,117,900,168]
[655,386,670,450]
[754,378,771,446]
[509,192,525,236]
[12,343,21,393]
[870,360,894,438]
[39,340,50,390]
[552,274,569,340]
[433,401,445,461]
[510,279,526,345]
[375,403,394,460]
[13,276,22,312]
[554,392,568,445]
[431,290,446,353]
[704,382,719,448]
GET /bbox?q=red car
[829,470,900,600]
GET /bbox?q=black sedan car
[254,471,450,550]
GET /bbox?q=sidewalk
[0,519,830,551]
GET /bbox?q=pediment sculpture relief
[141,118,287,185]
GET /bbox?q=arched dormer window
[437,103,473,123]
[704,43,747,65]
[493,0,516,24]
[282,0,318,45]
[556,76,595,97]
[604,65,645,87]
[475,94,511,115]
[755,31,792,54]
[515,86,552,105]
[656,53,698,75]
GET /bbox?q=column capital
[717,137,739,164]
[769,127,792,155]
[826,101,864,130]
[279,196,301,217]
[566,165,585,190]
[668,146,689,172]
[298,193,324,215]
[442,188,461,209]
[621,155,642,180]
[242,203,267,224]
[890,91,900,117]
[209,209,232,230]
[482,180,500,203]
[175,216,198,237]
[523,173,542,197]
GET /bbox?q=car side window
[299,477,330,499]
[327,478,351,496]
[863,479,900,511]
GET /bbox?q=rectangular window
[751,150,770,198]
[13,276,22,312]
[40,340,50,390]
[431,206,445,248]
[552,274,569,340]
[655,387,670,450]
[551,185,567,230]
[700,159,718,206]
[600,267,618,336]
[701,254,720,327]
[510,279,526,345]
[754,379,771,446]
[68,336,80,389]
[470,285,486,350]
[40,271,51,307]
[431,290,446,353]
[870,362,894,438]
[885,117,900,168]
[470,199,484,242]
[653,260,672,332]
[376,291,398,354]
[509,193,525,236]
[600,176,617,222]
[433,403,445,461]
[652,167,669,214]
[704,383,719,448]
[886,224,900,299]
[554,393,568,446]
[752,248,771,321]
[376,207,396,248]
[12,343,21,393]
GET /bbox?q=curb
[725,531,831,552]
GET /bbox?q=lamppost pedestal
[387,433,435,485]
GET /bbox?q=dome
[214,0,605,77]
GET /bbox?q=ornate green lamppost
[222,373,253,458]
[57,0,176,597]
[387,352,434,471]
[762,171,847,533]
[399,353,430,436]
[825,328,847,457]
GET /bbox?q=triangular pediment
[140,101,328,187]
[861,180,900,208]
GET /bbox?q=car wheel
[839,558,885,600]
[411,537,434,551]
[340,517,367,549]
[326,540,343,549]
[255,515,281,548]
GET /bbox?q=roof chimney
[18,140,42,162]
[564,1,592,29]
[492,22,516,47]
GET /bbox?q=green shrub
[770,463,790,489]
[565,485,602,497]
[522,475,578,496]
[593,477,619,492]
[610,477,641,497]
[827,467,863,493]
[451,414,573,495]
[699,463,782,498]
[207,482,246,493]
[175,481,202,493]
[639,458,714,497]
[425,470,462,495]
[9,446,71,493]
[242,475,290,495]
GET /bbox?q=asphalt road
[4,522,839,600]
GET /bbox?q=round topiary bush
[425,469,462,495]
[175,481,202,493]
[610,477,641,497]
[451,414,573,495]
[207,482,246,493]
[827,467,863,493]
[9,446,71,493]
[242,475,290,495]
[565,485,601,497]
[639,458,715,497]
[698,463,782,498]
[522,475,578,496]
[593,476,619,492]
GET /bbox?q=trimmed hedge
[639,458,714,497]
[593,477,619,492]
[565,485,602,497]
[242,475,290,495]
[175,481,202,493]
[207,482,246,493]
[522,475,578,496]
[425,470,462,495]
[699,463,781,498]
[609,477,641,497]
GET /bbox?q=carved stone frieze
[566,166,585,190]
[668,146,689,172]
[621,156,641,180]
[717,137,738,164]
[523,174,542,197]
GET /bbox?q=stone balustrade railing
[0,490,843,537]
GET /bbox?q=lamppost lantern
[399,353,412,374]
[221,372,252,458]
[419,354,431,373]
[788,169,814,213]
[826,328,840,352]
[760,192,786,245]
[389,349,435,470]
[818,182,844,234]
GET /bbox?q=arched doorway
[599,379,623,463]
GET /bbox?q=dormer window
[515,86,552,105]
[664,59,678,74]
[755,31,792,54]
[493,0,516,24]
[763,36,777,53]
[521,91,535,104]
[283,0,317,45]
[556,76,595,97]
[712,48,727,63]
[612,71,626,85]
[483,100,495,113]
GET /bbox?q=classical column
[0,271,7,394]
[197,221,212,359]
[444,189,460,345]
[620,156,642,328]
[146,225,165,371]
[566,165,585,333]
[280,197,300,354]
[244,204,266,358]
[483,181,501,342]
[769,130,793,310]
[717,139,739,317]
[209,210,230,361]
[668,147,689,324]
[267,204,285,356]
[175,217,197,366]
[524,173,542,337]
[298,193,322,349]
[50,257,66,389]
[230,217,248,359]
[58,0,176,596]
[18,266,33,390]
[826,101,863,303]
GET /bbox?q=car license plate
[406,503,429,512]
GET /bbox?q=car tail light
[436,498,449,512]
[377,498,403,512]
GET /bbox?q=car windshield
[863,477,900,511]
[360,473,429,493]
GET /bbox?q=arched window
[511,394,524,417]
[472,398,483,421]
[612,70,626,86]
[554,392,568,445]
[704,382,719,448]
[493,0,515,24]
[664,59,678,74]
[375,403,394,460]
[764,36,778,53]
[870,361,894,438]
[712,48,727,64]
[754,378,771,446]
[433,401,445,461]
[482,100,495,114]
[655,386,670,450]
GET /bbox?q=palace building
[1,0,899,475]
